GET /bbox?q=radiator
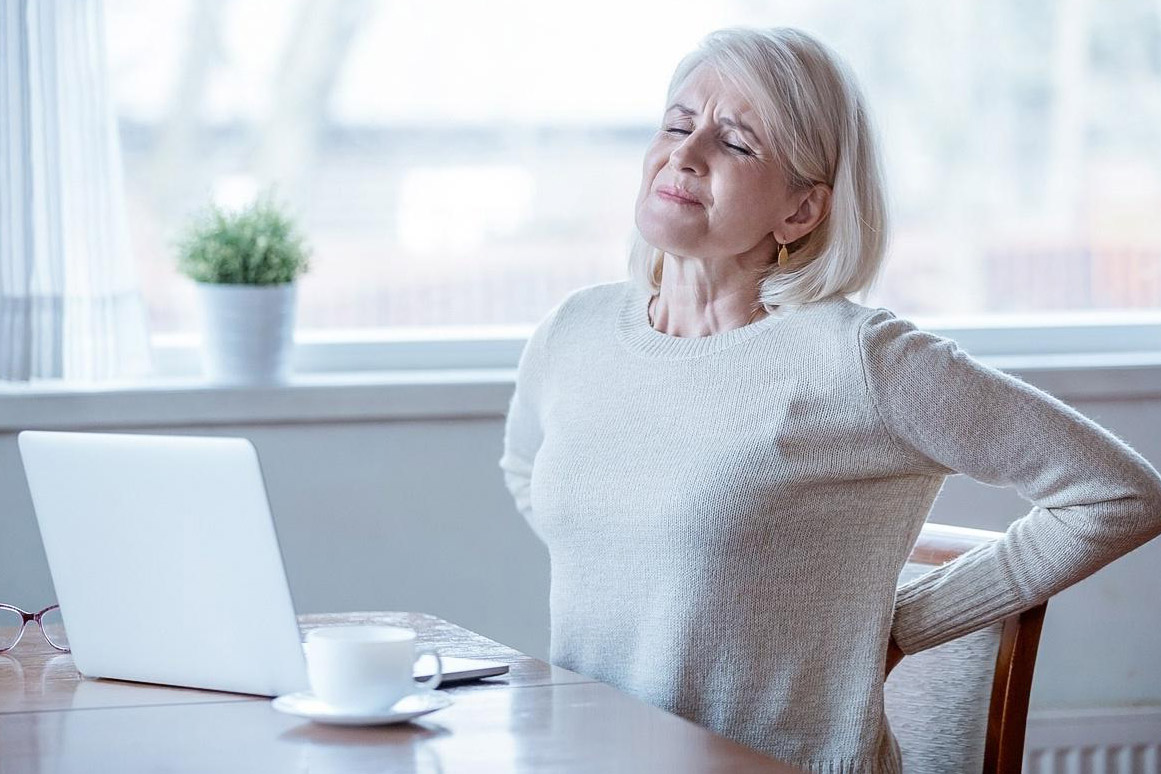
[1023,708,1161,773]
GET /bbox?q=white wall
[2,391,1159,711]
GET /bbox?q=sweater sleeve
[498,303,559,539]
[857,308,1161,655]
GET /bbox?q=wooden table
[0,612,801,773]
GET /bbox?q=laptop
[17,430,508,697]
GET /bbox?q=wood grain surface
[0,611,802,773]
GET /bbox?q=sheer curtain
[0,0,150,382]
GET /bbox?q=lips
[656,185,703,206]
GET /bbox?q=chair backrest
[883,523,1047,774]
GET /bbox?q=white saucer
[271,690,453,726]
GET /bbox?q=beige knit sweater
[499,280,1161,773]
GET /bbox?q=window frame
[4,317,1159,434]
[148,312,1161,377]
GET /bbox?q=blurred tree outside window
[105,0,1161,336]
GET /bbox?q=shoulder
[532,280,630,335]
[781,294,892,351]
[843,305,990,396]
[793,293,876,327]
[555,280,631,318]
[791,297,966,373]
[849,303,962,363]
[523,280,631,351]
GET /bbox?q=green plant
[177,193,311,285]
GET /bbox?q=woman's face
[635,64,804,267]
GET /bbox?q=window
[105,0,1161,346]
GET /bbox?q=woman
[499,27,1161,772]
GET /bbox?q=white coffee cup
[304,625,443,713]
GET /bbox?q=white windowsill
[0,369,516,431]
[1,352,1160,432]
[3,313,1161,431]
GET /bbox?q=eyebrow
[665,103,763,146]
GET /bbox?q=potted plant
[177,193,312,385]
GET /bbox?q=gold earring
[777,242,789,267]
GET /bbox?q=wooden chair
[883,523,1047,774]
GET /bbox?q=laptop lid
[17,431,309,697]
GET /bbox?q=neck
[648,258,769,336]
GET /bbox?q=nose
[668,132,708,176]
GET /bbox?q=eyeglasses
[0,604,71,653]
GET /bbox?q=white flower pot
[196,282,297,385]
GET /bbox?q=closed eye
[663,128,753,156]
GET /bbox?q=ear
[776,183,832,244]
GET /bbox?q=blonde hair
[628,27,890,309]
